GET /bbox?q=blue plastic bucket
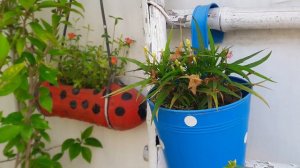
[148,77,251,168]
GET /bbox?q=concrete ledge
[246,160,299,168]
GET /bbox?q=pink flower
[226,51,233,59]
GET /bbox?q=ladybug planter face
[40,82,147,130]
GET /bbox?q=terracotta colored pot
[40,82,146,130]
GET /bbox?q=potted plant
[112,28,273,167]
[0,0,102,167]
[40,17,147,130]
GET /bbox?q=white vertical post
[142,0,167,168]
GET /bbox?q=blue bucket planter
[148,77,251,168]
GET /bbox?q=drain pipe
[164,6,300,31]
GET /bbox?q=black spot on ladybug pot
[121,92,133,100]
[72,88,80,95]
[115,107,125,116]
[82,100,89,109]
[92,104,100,114]
[60,90,67,99]
[70,100,77,109]
[138,101,147,120]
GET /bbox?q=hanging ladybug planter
[39,0,146,130]
[40,82,146,130]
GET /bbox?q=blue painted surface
[191,3,224,49]
[149,77,251,168]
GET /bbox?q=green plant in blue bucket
[111,27,273,167]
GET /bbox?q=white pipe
[143,1,167,168]
[166,7,300,31]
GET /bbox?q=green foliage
[0,125,21,143]
[0,34,10,67]
[58,17,135,89]
[112,29,273,116]
[0,0,102,167]
[60,126,102,163]
[38,87,53,113]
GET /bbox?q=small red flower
[125,37,134,45]
[68,32,76,40]
[111,56,118,65]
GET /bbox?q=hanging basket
[40,82,147,130]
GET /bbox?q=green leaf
[40,131,51,142]
[39,87,53,113]
[52,153,63,161]
[39,64,58,85]
[38,1,64,8]
[19,0,36,10]
[30,22,57,44]
[0,125,21,143]
[192,17,205,50]
[1,63,25,80]
[109,78,151,96]
[62,138,75,152]
[21,125,33,142]
[152,88,171,121]
[2,112,23,125]
[0,34,10,67]
[232,81,269,107]
[3,138,18,158]
[169,93,181,109]
[31,114,49,129]
[245,51,272,68]
[163,29,173,62]
[31,156,54,168]
[28,37,46,51]
[52,14,61,30]
[84,138,102,148]
[21,51,36,65]
[0,75,22,96]
[71,1,85,11]
[16,38,26,56]
[0,111,2,121]
[118,57,149,72]
[53,162,63,168]
[0,11,18,28]
[81,126,93,140]
[233,50,264,65]
[0,63,26,96]
[207,27,215,53]
[69,143,81,160]
[81,146,92,163]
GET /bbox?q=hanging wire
[99,0,113,128]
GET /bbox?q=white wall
[1,0,300,167]
[167,0,300,165]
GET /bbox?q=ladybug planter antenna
[40,0,147,130]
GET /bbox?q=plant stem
[0,158,16,163]
[24,67,38,168]
[14,154,20,168]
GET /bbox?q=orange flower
[125,37,134,45]
[187,74,202,95]
[68,32,76,40]
[111,56,118,65]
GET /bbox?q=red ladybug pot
[40,82,146,130]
